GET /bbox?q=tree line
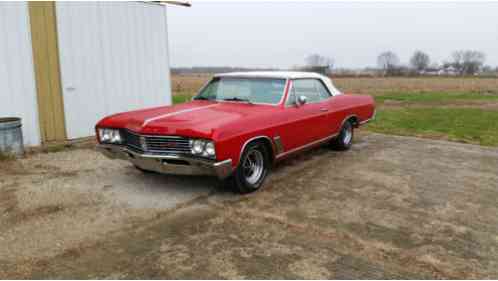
[304,50,495,76]
[377,50,488,76]
[170,51,495,77]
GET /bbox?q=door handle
[320,108,329,112]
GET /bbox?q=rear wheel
[331,120,354,150]
[229,141,270,194]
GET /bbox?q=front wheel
[228,141,270,194]
[331,120,354,151]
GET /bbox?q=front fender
[215,131,277,168]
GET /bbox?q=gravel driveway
[1,133,497,278]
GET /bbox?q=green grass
[0,151,15,161]
[366,108,498,146]
[375,91,498,104]
[173,94,193,104]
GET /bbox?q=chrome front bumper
[96,144,233,179]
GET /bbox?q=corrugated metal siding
[0,2,41,146]
[55,2,172,139]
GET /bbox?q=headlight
[190,139,216,158]
[205,142,215,156]
[99,128,123,144]
[192,140,205,154]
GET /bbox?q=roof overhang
[152,0,192,7]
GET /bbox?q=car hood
[97,100,277,139]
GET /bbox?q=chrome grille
[122,130,191,155]
[145,136,192,153]
[123,130,142,152]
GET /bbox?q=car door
[313,79,343,135]
[277,79,330,151]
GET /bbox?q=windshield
[194,77,286,105]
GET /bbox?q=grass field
[171,74,498,146]
[368,108,498,146]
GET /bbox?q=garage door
[56,2,172,139]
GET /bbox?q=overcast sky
[166,1,498,69]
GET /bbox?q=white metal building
[0,2,174,146]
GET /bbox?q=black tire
[331,120,354,151]
[228,141,270,194]
[134,165,156,173]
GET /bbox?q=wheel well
[346,116,359,128]
[244,137,275,162]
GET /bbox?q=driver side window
[288,79,327,106]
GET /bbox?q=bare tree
[305,54,334,74]
[410,50,430,74]
[482,65,493,73]
[451,50,486,75]
[377,51,400,76]
[305,54,333,67]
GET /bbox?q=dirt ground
[1,133,497,279]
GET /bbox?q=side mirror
[296,95,307,106]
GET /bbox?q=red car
[96,72,375,193]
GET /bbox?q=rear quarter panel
[331,94,375,129]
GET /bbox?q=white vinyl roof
[214,71,343,96]
[215,71,328,79]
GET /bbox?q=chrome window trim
[284,78,332,108]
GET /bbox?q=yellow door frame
[28,1,67,142]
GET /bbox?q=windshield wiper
[222,97,252,104]
[193,96,210,100]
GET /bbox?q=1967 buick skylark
[96,72,375,193]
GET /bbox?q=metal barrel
[0,117,24,156]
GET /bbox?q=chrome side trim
[273,136,284,155]
[275,133,338,160]
[359,118,372,125]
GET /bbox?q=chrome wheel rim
[343,124,353,144]
[242,149,264,185]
